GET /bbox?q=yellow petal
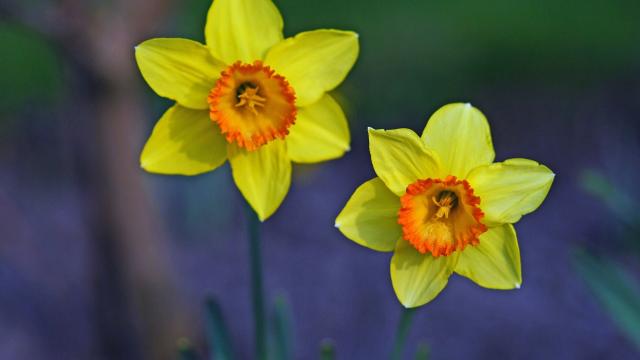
[421,103,495,178]
[265,30,359,107]
[135,38,225,109]
[335,178,401,252]
[368,128,442,196]
[454,224,521,289]
[390,239,458,308]
[468,158,555,226]
[140,105,227,175]
[286,94,350,163]
[205,0,283,63]
[228,140,291,221]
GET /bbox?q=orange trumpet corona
[398,175,487,257]
[208,61,297,151]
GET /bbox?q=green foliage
[276,0,640,124]
[178,338,201,360]
[0,22,63,114]
[270,295,294,360]
[580,169,640,254]
[205,297,234,360]
[172,0,211,42]
[576,169,640,350]
[573,250,640,350]
[580,169,640,227]
[319,339,336,360]
[391,307,417,360]
[415,342,430,360]
[277,0,640,77]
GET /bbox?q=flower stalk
[245,202,267,360]
[391,307,417,360]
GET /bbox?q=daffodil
[336,103,555,308]
[135,0,359,221]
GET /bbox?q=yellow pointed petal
[286,94,350,163]
[468,158,555,226]
[368,128,442,196]
[421,103,495,178]
[265,30,359,107]
[228,140,291,221]
[205,0,283,63]
[135,38,225,109]
[140,105,227,175]
[335,178,401,252]
[454,224,522,289]
[390,239,458,308]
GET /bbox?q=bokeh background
[2,0,640,359]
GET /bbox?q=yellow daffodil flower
[336,103,555,308]
[135,0,359,221]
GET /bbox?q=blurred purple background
[1,0,640,359]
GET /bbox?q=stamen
[235,86,266,115]
[431,191,458,219]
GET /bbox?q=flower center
[208,61,296,151]
[398,176,487,257]
[235,83,266,115]
[432,190,458,219]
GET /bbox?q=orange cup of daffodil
[336,103,555,308]
[135,0,359,221]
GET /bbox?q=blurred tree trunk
[92,78,192,360]
[11,0,194,359]
[89,1,194,359]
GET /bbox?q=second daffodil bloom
[336,103,555,308]
[135,0,359,221]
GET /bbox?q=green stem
[320,339,336,360]
[245,203,267,360]
[415,342,430,360]
[391,307,417,360]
